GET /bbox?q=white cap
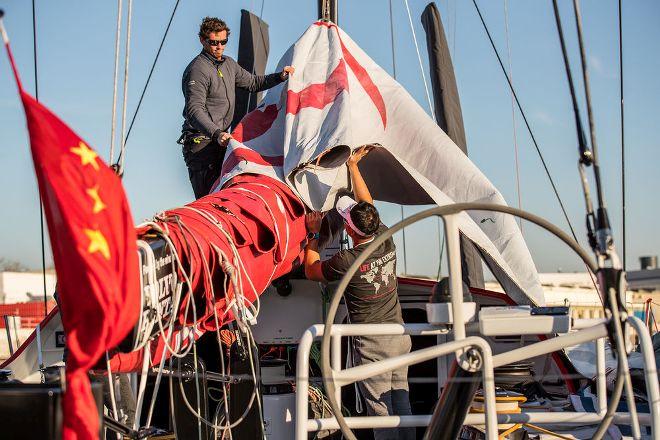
[336,196,368,237]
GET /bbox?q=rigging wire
[618,0,626,270]
[109,0,123,164]
[388,0,397,79]
[572,0,606,211]
[470,0,580,245]
[451,0,457,59]
[570,3,639,435]
[403,0,436,121]
[31,0,48,318]
[116,0,134,175]
[503,0,523,233]
[388,0,409,275]
[549,0,601,294]
[120,0,181,151]
[551,2,637,436]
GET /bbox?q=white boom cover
[216,22,543,305]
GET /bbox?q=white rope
[503,0,523,233]
[137,204,276,435]
[134,220,197,358]
[105,352,122,440]
[133,343,151,430]
[173,240,261,432]
[403,0,436,121]
[388,0,397,79]
[177,206,271,433]
[117,0,133,173]
[145,282,182,427]
[180,205,263,321]
[152,212,260,433]
[109,0,123,164]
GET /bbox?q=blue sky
[0,0,658,278]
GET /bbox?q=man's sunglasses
[206,38,228,47]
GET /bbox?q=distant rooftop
[627,268,660,291]
[537,272,597,290]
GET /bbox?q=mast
[318,0,337,23]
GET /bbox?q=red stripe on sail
[233,104,279,143]
[338,38,387,128]
[286,59,349,115]
[313,21,337,29]
[221,147,284,176]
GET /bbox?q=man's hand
[304,211,326,283]
[305,211,324,233]
[280,66,295,80]
[347,144,374,167]
[347,145,375,204]
[217,131,232,147]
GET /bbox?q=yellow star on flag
[70,141,100,170]
[86,186,107,214]
[83,228,111,260]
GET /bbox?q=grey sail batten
[421,3,485,290]
[231,9,270,130]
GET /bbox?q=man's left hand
[281,66,295,80]
[305,211,324,233]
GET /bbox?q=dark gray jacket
[181,51,284,137]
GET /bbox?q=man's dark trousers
[182,137,226,199]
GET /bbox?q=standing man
[304,146,415,440]
[180,16,294,198]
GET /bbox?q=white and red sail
[217,22,544,305]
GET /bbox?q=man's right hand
[305,211,324,233]
[212,129,232,147]
[217,132,232,147]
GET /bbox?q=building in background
[0,271,57,304]
[627,256,660,331]
[486,272,643,321]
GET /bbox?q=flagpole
[0,10,7,45]
[31,0,49,320]
[1,11,25,92]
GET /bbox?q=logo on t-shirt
[359,250,396,292]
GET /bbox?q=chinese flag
[4,39,140,438]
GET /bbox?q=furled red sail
[108,175,306,372]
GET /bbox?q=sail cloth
[218,21,544,305]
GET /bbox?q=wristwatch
[306,232,320,241]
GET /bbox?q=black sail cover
[231,10,270,130]
[421,3,485,289]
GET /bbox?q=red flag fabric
[4,40,140,438]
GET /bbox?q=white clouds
[589,55,604,74]
[588,55,615,79]
[533,110,554,126]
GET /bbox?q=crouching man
[303,146,415,440]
